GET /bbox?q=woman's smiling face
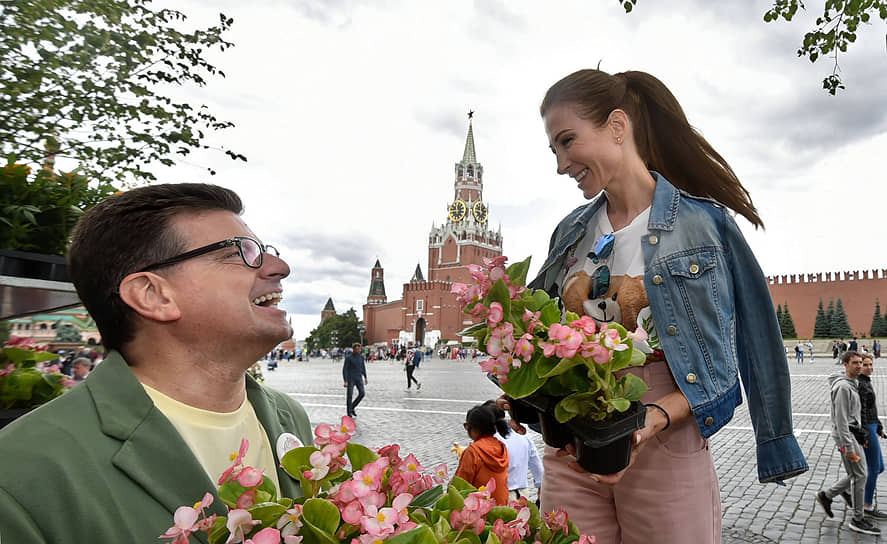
[544,103,624,199]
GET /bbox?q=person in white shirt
[486,400,543,502]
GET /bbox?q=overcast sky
[147,0,887,342]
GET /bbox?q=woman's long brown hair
[541,69,763,228]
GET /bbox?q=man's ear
[118,272,181,322]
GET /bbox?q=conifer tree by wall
[814,299,831,338]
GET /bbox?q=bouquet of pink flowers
[452,257,648,423]
[162,416,597,544]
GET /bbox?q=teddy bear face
[563,270,649,330]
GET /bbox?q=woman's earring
[616,137,622,144]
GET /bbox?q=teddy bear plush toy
[562,272,649,331]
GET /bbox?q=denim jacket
[529,172,808,483]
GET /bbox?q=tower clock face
[473,201,488,223]
[448,199,467,221]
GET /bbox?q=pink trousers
[539,361,721,544]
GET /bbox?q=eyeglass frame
[137,236,279,273]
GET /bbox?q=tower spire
[461,110,477,165]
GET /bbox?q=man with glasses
[0,184,313,542]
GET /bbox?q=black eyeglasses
[138,236,279,272]
[588,233,614,298]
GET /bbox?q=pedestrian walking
[816,350,881,535]
[795,343,805,364]
[404,349,421,390]
[343,342,367,417]
[858,353,887,519]
[486,401,544,503]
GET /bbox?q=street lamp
[358,324,365,346]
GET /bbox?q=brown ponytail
[540,69,763,228]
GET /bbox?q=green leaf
[628,347,646,367]
[537,354,584,378]
[498,354,546,398]
[410,484,445,509]
[505,256,531,287]
[280,446,319,479]
[620,373,648,402]
[554,391,600,422]
[458,322,488,337]
[208,515,230,544]
[246,501,287,527]
[300,498,341,543]
[486,279,511,311]
[344,442,379,472]
[604,398,630,412]
[449,476,477,493]
[386,525,439,544]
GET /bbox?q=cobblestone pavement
[262,352,887,543]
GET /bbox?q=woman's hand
[496,395,528,435]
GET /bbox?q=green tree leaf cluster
[54,322,82,342]
[621,0,887,94]
[1,0,245,185]
[305,308,362,351]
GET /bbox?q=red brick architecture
[362,114,503,347]
[767,270,887,338]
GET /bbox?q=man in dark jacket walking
[858,353,887,519]
[343,343,367,417]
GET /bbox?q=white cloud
[147,0,887,340]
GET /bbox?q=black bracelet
[645,403,671,432]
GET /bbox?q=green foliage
[0,322,9,345]
[814,299,830,337]
[0,159,118,255]
[763,0,887,94]
[623,0,887,94]
[871,299,887,337]
[305,309,362,350]
[0,0,245,185]
[0,340,70,409]
[54,322,82,342]
[779,301,798,338]
[832,298,852,337]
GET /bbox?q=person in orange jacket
[455,402,510,505]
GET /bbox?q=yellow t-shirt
[141,383,281,493]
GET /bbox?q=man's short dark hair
[68,183,243,351]
[842,350,861,364]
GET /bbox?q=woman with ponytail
[455,403,510,506]
[503,68,808,542]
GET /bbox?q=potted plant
[163,416,598,544]
[0,336,75,428]
[452,257,649,474]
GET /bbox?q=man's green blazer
[0,351,313,543]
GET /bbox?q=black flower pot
[569,401,647,474]
[505,396,539,425]
[538,411,574,449]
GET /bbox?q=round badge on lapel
[276,432,303,461]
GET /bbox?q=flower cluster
[1,336,74,410]
[453,257,648,422]
[163,415,597,544]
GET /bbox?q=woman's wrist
[645,402,671,432]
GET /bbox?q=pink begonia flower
[489,265,506,283]
[483,255,509,269]
[590,344,611,364]
[0,363,14,377]
[355,534,386,544]
[571,315,597,336]
[314,415,356,446]
[492,507,532,544]
[160,505,200,543]
[236,488,257,509]
[490,321,514,339]
[376,444,401,464]
[284,537,303,544]
[478,357,509,384]
[468,302,490,321]
[507,283,526,300]
[487,302,504,326]
[341,498,365,525]
[302,450,331,480]
[361,504,398,538]
[602,327,628,352]
[390,493,413,524]
[577,535,598,544]
[245,527,281,544]
[548,323,583,359]
[522,309,541,333]
[237,467,264,488]
[225,509,260,544]
[276,505,303,537]
[352,460,385,496]
[514,334,534,363]
[218,439,250,485]
[496,351,519,371]
[628,326,648,343]
[432,463,448,482]
[538,340,556,358]
[544,508,570,536]
[398,453,424,474]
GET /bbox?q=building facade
[362,115,503,347]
